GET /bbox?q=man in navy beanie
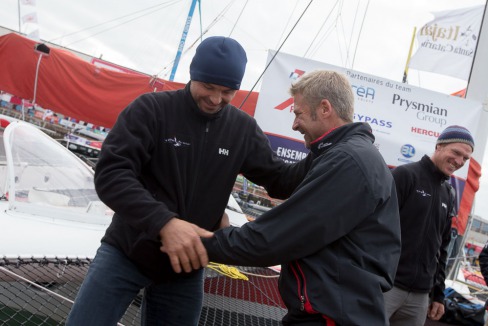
[385,125,475,326]
[67,36,313,325]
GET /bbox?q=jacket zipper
[411,184,438,288]
[189,120,210,209]
[290,262,304,311]
[290,261,315,313]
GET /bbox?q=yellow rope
[207,263,281,279]
[207,262,249,281]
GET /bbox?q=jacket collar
[309,122,374,156]
[420,155,450,183]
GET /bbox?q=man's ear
[319,99,333,117]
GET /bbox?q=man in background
[385,125,475,326]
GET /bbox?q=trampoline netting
[0,258,285,325]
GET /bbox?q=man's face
[431,142,473,176]
[190,81,238,114]
[292,93,325,149]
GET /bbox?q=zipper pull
[300,295,305,311]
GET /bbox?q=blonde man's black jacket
[204,122,402,325]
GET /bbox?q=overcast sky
[0,0,487,219]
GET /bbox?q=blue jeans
[66,242,204,326]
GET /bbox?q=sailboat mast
[402,27,416,83]
[17,0,21,33]
[169,0,200,81]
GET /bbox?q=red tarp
[455,159,482,235]
[0,33,258,128]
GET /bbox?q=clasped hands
[159,213,229,273]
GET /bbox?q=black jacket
[204,123,401,325]
[95,83,312,282]
[392,155,456,303]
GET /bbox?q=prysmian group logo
[400,144,416,158]
[391,94,447,128]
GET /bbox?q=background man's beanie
[436,125,475,151]
[190,36,247,90]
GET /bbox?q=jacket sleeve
[431,214,452,303]
[203,150,379,266]
[94,94,176,240]
[431,184,456,303]
[239,119,314,200]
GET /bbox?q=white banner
[409,5,484,80]
[254,50,482,180]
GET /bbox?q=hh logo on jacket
[219,148,229,156]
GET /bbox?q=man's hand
[159,218,214,273]
[427,301,445,321]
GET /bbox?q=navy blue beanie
[436,125,475,151]
[190,36,247,90]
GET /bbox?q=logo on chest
[164,137,190,147]
[416,189,431,197]
[219,148,229,156]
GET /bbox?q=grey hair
[289,70,354,123]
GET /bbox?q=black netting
[0,258,285,325]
